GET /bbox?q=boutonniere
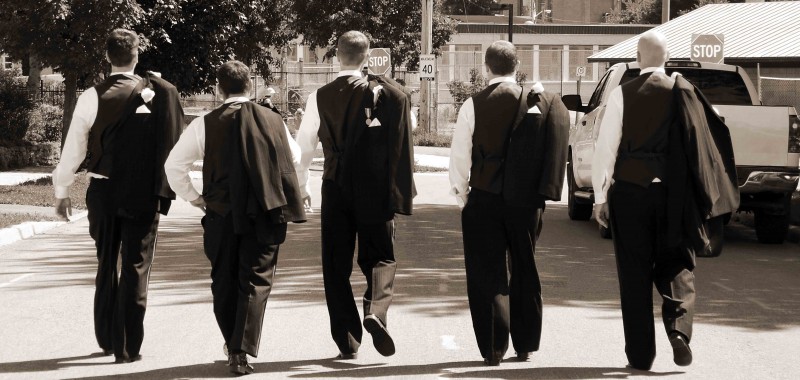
[140,87,155,104]
[531,81,545,95]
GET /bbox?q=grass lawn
[0,175,90,210]
[0,213,61,229]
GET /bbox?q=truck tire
[567,157,592,221]
[698,215,724,257]
[754,210,789,244]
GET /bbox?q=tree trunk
[26,53,41,101]
[61,72,78,150]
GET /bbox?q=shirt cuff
[55,186,70,199]
[594,193,607,205]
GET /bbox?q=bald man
[592,31,696,370]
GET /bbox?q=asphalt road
[1,172,798,379]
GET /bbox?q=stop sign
[690,34,725,64]
[367,48,391,76]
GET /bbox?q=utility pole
[662,0,670,23]
[420,0,433,133]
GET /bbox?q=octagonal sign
[690,34,725,64]
[368,48,391,76]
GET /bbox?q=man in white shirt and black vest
[295,30,415,359]
[449,40,569,366]
[165,61,306,375]
[592,30,738,371]
[52,28,184,363]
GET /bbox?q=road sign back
[368,48,391,76]
[690,34,725,64]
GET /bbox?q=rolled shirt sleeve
[52,88,99,199]
[164,117,205,202]
[295,89,321,199]
[448,98,475,208]
[591,87,624,205]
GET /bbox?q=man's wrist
[55,186,70,199]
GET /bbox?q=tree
[136,0,297,95]
[606,0,661,24]
[0,1,145,145]
[440,0,494,15]
[292,0,457,73]
[677,0,728,16]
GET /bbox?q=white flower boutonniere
[531,81,545,95]
[141,88,155,103]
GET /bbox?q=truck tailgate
[715,105,790,167]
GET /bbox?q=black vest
[614,72,676,187]
[202,103,239,216]
[316,76,391,216]
[469,82,522,194]
[85,74,159,218]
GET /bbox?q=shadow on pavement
[0,353,115,374]
[4,204,800,332]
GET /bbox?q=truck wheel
[698,215,724,257]
[754,210,789,244]
[567,157,592,221]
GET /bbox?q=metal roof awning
[589,2,800,63]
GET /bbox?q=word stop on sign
[369,56,389,66]
[693,44,722,58]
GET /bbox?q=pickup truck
[562,61,800,253]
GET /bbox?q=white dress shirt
[294,70,386,199]
[52,71,136,199]
[164,97,301,203]
[448,75,517,208]
[592,66,666,205]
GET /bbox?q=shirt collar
[224,96,250,104]
[109,71,136,77]
[488,76,517,85]
[337,70,363,78]
[640,67,666,75]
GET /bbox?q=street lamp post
[491,3,514,43]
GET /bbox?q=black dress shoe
[230,353,254,376]
[483,355,502,366]
[336,352,358,360]
[625,363,651,371]
[101,349,113,356]
[669,332,693,366]
[363,314,395,357]
[516,351,532,361]
[114,354,142,364]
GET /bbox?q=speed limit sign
[576,66,586,77]
[419,54,436,80]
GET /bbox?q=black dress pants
[461,189,544,360]
[87,179,159,359]
[202,210,285,357]
[320,181,397,355]
[609,181,696,370]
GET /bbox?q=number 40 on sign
[419,54,436,81]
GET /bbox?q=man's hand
[593,203,610,228]
[55,198,72,221]
[303,195,313,213]
[190,196,207,213]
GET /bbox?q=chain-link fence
[761,76,800,112]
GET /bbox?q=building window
[538,45,562,81]
[445,44,483,82]
[568,45,593,80]
[2,56,13,70]
[516,45,534,82]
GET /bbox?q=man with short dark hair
[52,28,184,363]
[295,30,415,359]
[165,60,305,376]
[449,40,569,366]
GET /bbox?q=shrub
[25,103,63,144]
[0,69,33,142]
[413,128,451,148]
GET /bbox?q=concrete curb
[0,211,88,247]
